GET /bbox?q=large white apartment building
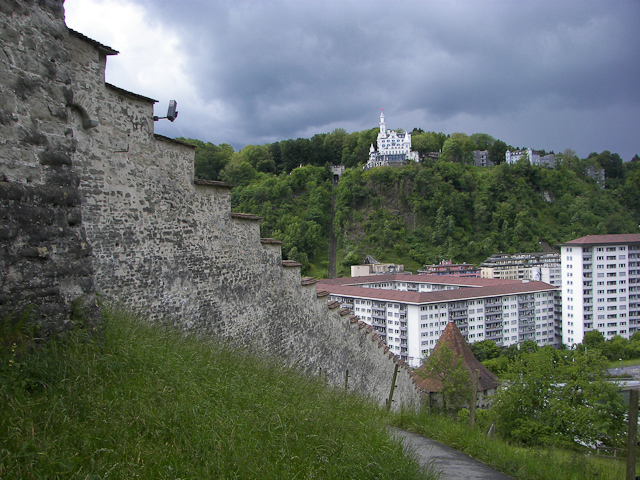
[318,274,559,368]
[561,234,640,347]
[365,110,419,170]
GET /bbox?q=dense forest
[178,129,640,278]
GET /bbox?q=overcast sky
[64,0,640,160]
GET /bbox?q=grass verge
[0,308,433,479]
[392,409,634,480]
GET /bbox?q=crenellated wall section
[0,0,420,410]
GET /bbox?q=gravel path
[391,428,514,480]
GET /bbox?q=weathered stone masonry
[0,0,420,410]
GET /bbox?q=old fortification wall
[0,0,420,410]
[0,0,99,331]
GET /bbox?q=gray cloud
[128,0,640,159]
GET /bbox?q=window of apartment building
[620,255,627,260]
[607,247,616,252]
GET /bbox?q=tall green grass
[0,308,433,479]
[392,409,633,480]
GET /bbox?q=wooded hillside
[179,133,640,277]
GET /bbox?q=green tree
[582,329,605,350]
[241,144,275,173]
[592,150,624,189]
[492,348,625,447]
[179,138,234,181]
[220,153,258,186]
[487,140,507,165]
[470,133,495,150]
[469,340,501,362]
[441,134,474,164]
[422,342,472,413]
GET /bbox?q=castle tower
[379,109,386,136]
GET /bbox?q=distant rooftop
[561,234,640,246]
[317,280,557,305]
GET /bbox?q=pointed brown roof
[415,322,499,393]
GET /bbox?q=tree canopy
[182,128,639,276]
[491,347,625,448]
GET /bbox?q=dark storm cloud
[143,0,639,158]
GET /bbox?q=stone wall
[0,0,421,410]
[0,0,99,331]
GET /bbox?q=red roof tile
[561,234,640,246]
[318,281,557,304]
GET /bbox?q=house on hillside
[415,322,500,409]
[364,110,419,170]
[473,150,493,167]
[506,148,555,167]
[418,260,479,277]
[480,252,562,287]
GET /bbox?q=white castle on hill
[365,110,419,170]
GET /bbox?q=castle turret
[379,109,386,136]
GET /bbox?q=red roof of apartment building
[319,274,519,288]
[561,234,640,246]
[316,280,557,305]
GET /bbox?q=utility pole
[386,363,399,411]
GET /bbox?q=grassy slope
[0,309,432,480]
[392,410,633,480]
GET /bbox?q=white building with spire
[365,110,419,170]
